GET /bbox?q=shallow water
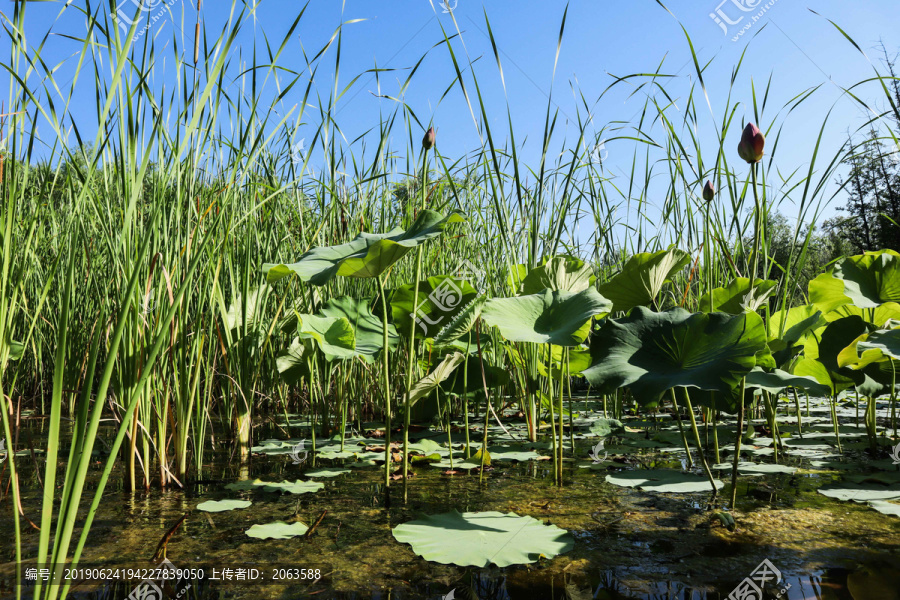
[3,405,900,600]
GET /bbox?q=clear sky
[9,0,900,231]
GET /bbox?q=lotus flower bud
[703,180,715,202]
[738,122,765,164]
[423,127,435,151]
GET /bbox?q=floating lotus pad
[196,499,252,513]
[817,484,900,502]
[392,511,574,567]
[246,521,309,540]
[868,500,900,517]
[224,479,324,494]
[712,462,798,476]
[304,468,350,478]
[605,469,723,493]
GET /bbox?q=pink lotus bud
[737,122,765,164]
[423,127,435,151]
[703,180,715,202]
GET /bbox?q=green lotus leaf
[817,484,900,502]
[196,499,252,513]
[296,314,356,361]
[588,418,625,437]
[220,285,272,332]
[537,345,591,378]
[745,366,831,397]
[698,278,777,314]
[481,288,612,346]
[597,248,690,313]
[392,276,480,339]
[264,210,465,285]
[522,256,596,294]
[867,500,900,516]
[839,325,900,371]
[484,448,542,461]
[604,469,723,493]
[320,296,399,361]
[275,338,309,384]
[404,352,466,408]
[304,468,350,478]
[444,357,510,396]
[810,250,900,312]
[8,339,24,361]
[225,479,324,494]
[582,307,767,403]
[391,511,574,567]
[246,521,309,540]
[767,305,825,366]
[788,358,836,396]
[711,462,798,476]
[823,302,900,325]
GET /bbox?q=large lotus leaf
[444,357,510,396]
[404,352,465,408]
[804,316,865,367]
[196,499,252,513]
[698,278,777,314]
[817,484,900,502]
[597,248,690,313]
[711,462,798,475]
[605,469,723,493]
[297,314,356,361]
[507,264,530,294]
[304,468,350,478]
[838,325,900,371]
[767,305,825,366]
[320,296,399,361]
[522,256,596,294]
[246,521,309,539]
[391,511,574,567]
[582,307,767,403]
[481,288,611,346]
[745,366,831,396]
[823,302,900,326]
[276,338,309,385]
[392,276,479,339]
[8,339,24,361]
[810,250,900,311]
[264,210,465,285]
[225,479,324,494]
[221,285,272,332]
[537,345,592,378]
[788,358,836,396]
[867,500,900,516]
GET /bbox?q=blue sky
[9,0,900,232]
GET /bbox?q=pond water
[2,401,900,600]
